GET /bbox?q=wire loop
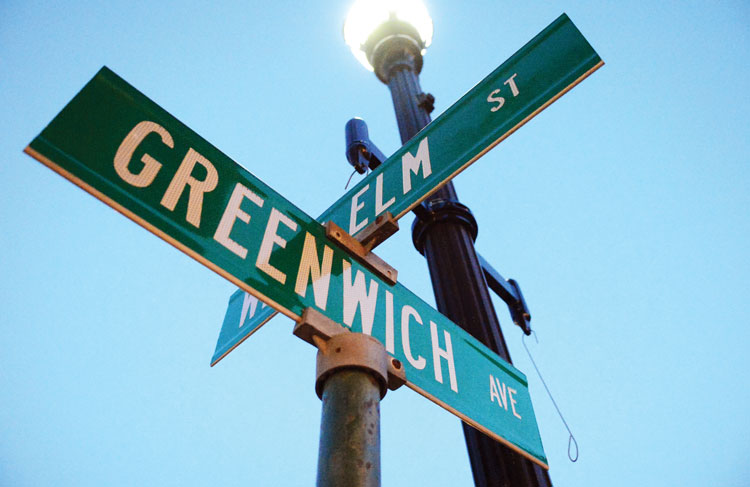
[522,332,579,463]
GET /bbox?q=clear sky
[2,1,748,486]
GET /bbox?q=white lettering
[487,89,505,112]
[160,148,219,228]
[349,184,369,235]
[342,260,379,335]
[239,292,265,328]
[489,375,501,406]
[402,137,432,194]
[114,121,173,187]
[429,321,458,392]
[508,387,522,419]
[490,375,521,418]
[375,172,395,216]
[400,305,426,370]
[294,232,333,311]
[504,73,520,97]
[213,183,264,258]
[256,208,298,284]
[494,376,508,410]
[384,290,395,353]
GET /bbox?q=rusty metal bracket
[386,355,406,391]
[356,212,399,252]
[293,307,406,395]
[315,333,389,399]
[324,221,397,285]
[293,308,346,346]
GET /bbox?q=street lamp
[343,3,553,487]
[343,0,432,82]
[343,0,435,145]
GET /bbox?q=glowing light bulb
[343,0,433,70]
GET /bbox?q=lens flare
[344,0,433,70]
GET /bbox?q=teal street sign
[214,290,275,363]
[26,66,549,467]
[214,13,602,365]
[219,289,547,467]
[320,13,603,239]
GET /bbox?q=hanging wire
[344,165,370,190]
[344,168,358,190]
[522,331,579,462]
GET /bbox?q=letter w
[342,260,379,335]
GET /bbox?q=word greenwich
[25,66,548,467]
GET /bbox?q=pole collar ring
[315,333,389,399]
[411,198,479,255]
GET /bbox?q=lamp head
[343,0,433,82]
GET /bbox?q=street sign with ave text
[26,67,549,467]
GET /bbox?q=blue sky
[2,1,748,486]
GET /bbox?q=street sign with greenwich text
[26,67,549,467]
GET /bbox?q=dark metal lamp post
[344,2,552,486]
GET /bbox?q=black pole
[372,37,552,487]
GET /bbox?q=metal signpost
[25,66,548,467]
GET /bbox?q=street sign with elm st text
[320,13,602,239]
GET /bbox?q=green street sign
[320,13,603,238]
[214,13,602,366]
[214,290,274,363]
[26,66,548,467]
[219,289,546,465]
